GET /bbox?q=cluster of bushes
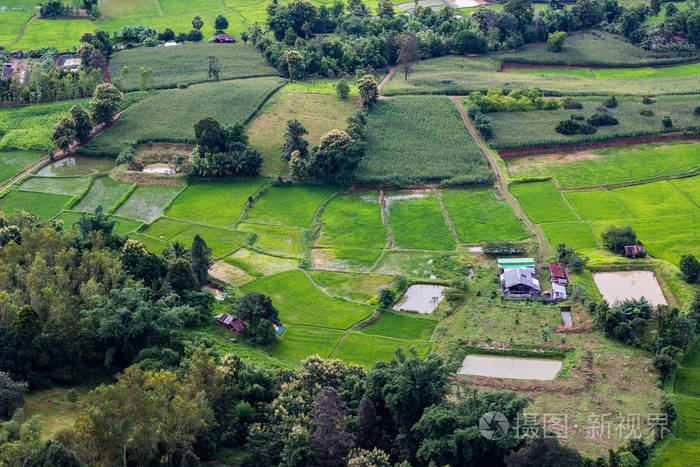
[469,87,561,113]
[625,1,700,54]
[591,297,698,381]
[467,105,493,140]
[556,109,619,135]
[191,117,263,177]
[556,243,588,273]
[483,240,527,256]
[601,225,644,256]
[284,110,367,186]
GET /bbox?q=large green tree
[190,234,212,286]
[90,83,122,126]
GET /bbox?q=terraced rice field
[113,185,183,222]
[386,192,455,251]
[506,142,700,188]
[317,191,386,249]
[511,177,700,264]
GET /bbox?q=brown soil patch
[507,150,601,171]
[135,142,194,163]
[109,168,186,186]
[209,261,249,283]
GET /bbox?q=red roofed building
[213,34,236,43]
[548,262,568,285]
[624,245,645,258]
[215,313,247,333]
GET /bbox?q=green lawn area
[611,181,697,218]
[13,18,96,50]
[317,191,386,249]
[503,66,592,78]
[653,440,700,467]
[224,248,298,277]
[73,177,133,212]
[0,99,90,150]
[171,224,250,258]
[675,368,700,398]
[108,43,278,90]
[56,211,143,236]
[164,179,266,227]
[506,142,700,188]
[242,270,373,329]
[0,150,43,185]
[311,248,382,273]
[18,176,89,196]
[238,222,304,257]
[672,177,700,206]
[114,185,183,222]
[86,77,285,156]
[0,10,33,48]
[333,332,430,368]
[564,190,632,221]
[441,189,528,243]
[355,96,491,184]
[387,193,455,251]
[374,251,452,279]
[592,62,700,79]
[488,95,700,150]
[246,183,336,227]
[540,222,597,250]
[129,232,170,254]
[141,217,191,239]
[269,325,344,363]
[361,311,436,340]
[509,181,577,223]
[0,190,70,220]
[309,270,391,302]
[247,83,358,177]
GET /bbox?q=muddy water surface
[593,270,667,306]
[458,355,562,380]
[392,284,447,313]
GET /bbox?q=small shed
[552,283,567,300]
[1,63,13,79]
[548,262,568,284]
[215,313,248,334]
[624,245,645,258]
[213,34,236,43]
[498,257,535,269]
[9,50,22,58]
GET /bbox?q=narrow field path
[434,188,461,247]
[0,156,54,194]
[368,190,393,272]
[8,13,38,48]
[328,309,381,359]
[449,96,550,261]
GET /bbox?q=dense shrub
[603,95,618,108]
[587,112,619,126]
[695,106,700,117]
[546,31,567,52]
[642,96,654,105]
[662,114,673,128]
[562,97,583,110]
[601,225,636,254]
[470,88,560,113]
[555,118,596,135]
[639,109,654,116]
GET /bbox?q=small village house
[213,34,236,43]
[624,245,645,258]
[215,313,247,333]
[548,262,568,285]
[1,63,13,80]
[500,266,541,297]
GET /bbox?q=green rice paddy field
[506,142,700,188]
[0,150,44,184]
[12,18,96,50]
[511,178,700,263]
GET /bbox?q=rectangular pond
[392,284,447,314]
[592,270,667,306]
[458,355,562,380]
